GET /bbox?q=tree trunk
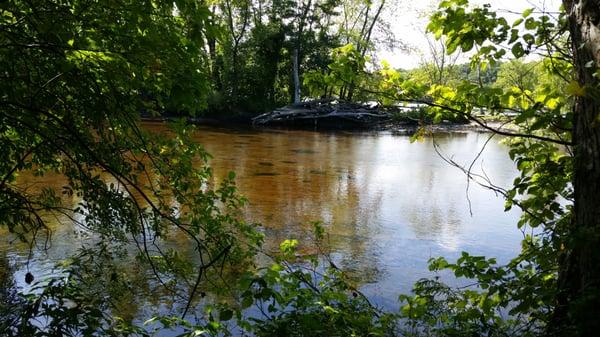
[291,0,312,104]
[208,5,221,90]
[224,0,249,105]
[553,1,600,335]
[346,0,385,102]
[207,37,221,90]
[293,48,301,103]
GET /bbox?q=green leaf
[219,309,233,321]
[524,18,538,30]
[512,18,523,27]
[279,239,298,255]
[511,42,525,58]
[566,80,586,96]
[241,296,253,309]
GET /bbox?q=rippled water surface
[2,122,523,310]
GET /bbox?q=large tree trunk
[553,1,600,335]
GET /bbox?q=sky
[378,0,562,69]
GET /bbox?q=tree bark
[224,0,249,103]
[346,0,385,101]
[553,1,600,335]
[293,48,300,103]
[207,11,221,91]
[291,0,312,104]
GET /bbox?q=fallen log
[252,99,392,128]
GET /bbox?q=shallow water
[184,125,522,308]
[1,122,522,312]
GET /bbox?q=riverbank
[141,114,512,135]
[143,100,516,133]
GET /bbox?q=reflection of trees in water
[5,152,232,320]
[4,125,518,319]
[399,133,470,247]
[400,132,514,250]
[328,138,385,284]
[202,129,388,285]
[401,149,463,243]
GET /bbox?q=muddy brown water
[1,122,522,313]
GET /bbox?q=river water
[1,122,523,312]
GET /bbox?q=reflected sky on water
[2,122,522,311]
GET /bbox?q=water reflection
[1,122,522,311]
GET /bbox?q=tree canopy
[1,0,600,336]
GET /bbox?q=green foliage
[206,0,347,114]
[0,0,216,239]
[0,0,262,334]
[0,0,587,336]
[303,43,368,98]
[398,250,556,336]
[2,246,234,337]
[290,1,580,335]
[202,0,394,112]
[235,225,398,337]
[0,254,21,334]
[391,1,575,335]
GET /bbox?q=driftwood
[252,99,392,127]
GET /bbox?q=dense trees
[281,0,599,335]
[0,1,262,334]
[397,1,598,335]
[555,0,600,334]
[1,0,600,336]
[1,0,211,237]
[205,0,393,114]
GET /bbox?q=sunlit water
[1,122,522,313]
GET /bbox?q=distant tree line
[180,0,395,116]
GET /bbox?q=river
[1,122,522,313]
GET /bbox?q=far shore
[140,114,513,135]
